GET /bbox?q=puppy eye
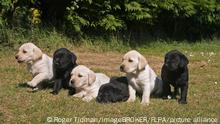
[128,59,133,62]
[23,50,27,53]
[78,74,83,77]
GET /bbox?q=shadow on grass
[16,81,75,95]
[17,82,29,88]
[16,81,54,92]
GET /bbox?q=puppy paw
[73,93,83,98]
[27,81,37,88]
[141,102,150,106]
[82,96,93,102]
[168,95,172,99]
[27,81,33,87]
[126,98,135,102]
[50,91,58,95]
[32,87,39,92]
[178,99,187,104]
[162,95,172,100]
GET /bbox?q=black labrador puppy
[161,50,189,104]
[51,48,77,95]
[96,76,129,103]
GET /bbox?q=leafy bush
[1,0,220,42]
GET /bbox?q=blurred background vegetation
[1,0,220,48]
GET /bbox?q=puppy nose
[71,80,74,84]
[120,65,124,71]
[69,80,74,87]
[15,55,19,59]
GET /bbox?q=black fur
[96,76,129,103]
[161,50,189,104]
[51,48,77,95]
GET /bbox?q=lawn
[0,41,219,123]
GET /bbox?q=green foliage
[0,16,5,26]
[66,0,125,32]
[99,14,124,31]
[12,6,30,26]
[0,0,41,28]
[125,1,152,21]
[1,0,220,41]
[0,0,14,26]
[66,4,89,33]
[195,0,220,24]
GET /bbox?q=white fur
[16,43,53,87]
[120,50,162,105]
[69,65,110,102]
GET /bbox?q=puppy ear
[33,46,43,61]
[71,53,77,64]
[138,54,147,70]
[179,54,189,68]
[88,71,96,85]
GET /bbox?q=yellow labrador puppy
[69,65,110,102]
[15,43,53,89]
[120,50,163,105]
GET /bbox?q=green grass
[0,29,220,123]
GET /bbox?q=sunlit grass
[0,29,219,123]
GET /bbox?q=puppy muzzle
[120,65,125,72]
[15,55,23,63]
[15,55,19,59]
[69,80,75,87]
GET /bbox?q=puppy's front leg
[179,84,188,104]
[141,84,151,105]
[127,84,136,102]
[82,95,93,102]
[173,87,180,99]
[162,81,172,99]
[51,79,62,95]
[27,73,47,88]
[73,91,86,98]
[82,90,99,102]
